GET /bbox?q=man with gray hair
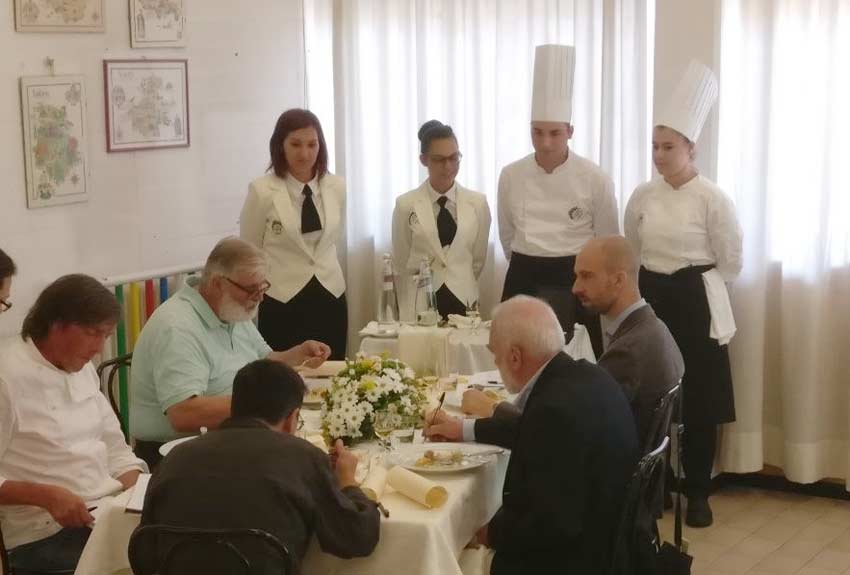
[428,296,638,574]
[131,237,331,468]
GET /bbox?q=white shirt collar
[605,298,647,338]
[285,173,320,198]
[513,354,557,412]
[427,181,457,206]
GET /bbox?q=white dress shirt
[624,175,743,282]
[285,174,325,254]
[497,152,619,259]
[0,338,146,549]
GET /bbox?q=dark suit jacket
[137,418,379,571]
[486,352,639,575]
[602,304,684,446]
[476,304,683,451]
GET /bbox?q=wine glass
[372,409,397,451]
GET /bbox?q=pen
[431,392,446,425]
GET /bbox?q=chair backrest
[642,383,680,455]
[608,435,669,575]
[96,353,133,420]
[128,524,293,575]
[1,523,9,575]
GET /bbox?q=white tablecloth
[360,323,596,375]
[74,411,508,575]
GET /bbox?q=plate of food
[303,386,327,407]
[393,444,501,473]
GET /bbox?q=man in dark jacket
[135,359,379,572]
[429,296,638,574]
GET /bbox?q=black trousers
[436,285,467,320]
[501,252,604,358]
[640,265,735,500]
[258,277,348,360]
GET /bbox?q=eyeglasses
[427,152,463,167]
[0,299,11,313]
[225,277,271,298]
[298,413,305,431]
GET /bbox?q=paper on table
[387,465,448,509]
[125,473,151,513]
[360,464,388,502]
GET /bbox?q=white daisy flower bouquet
[320,353,428,445]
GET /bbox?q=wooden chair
[96,353,133,421]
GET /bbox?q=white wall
[653,0,721,179]
[0,1,305,335]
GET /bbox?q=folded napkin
[447,314,474,328]
[398,327,449,376]
[360,464,448,509]
[701,269,737,345]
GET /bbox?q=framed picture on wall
[103,59,190,152]
[15,0,105,33]
[20,75,89,209]
[129,0,186,48]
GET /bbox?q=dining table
[73,390,510,575]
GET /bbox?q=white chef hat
[655,60,718,142]
[531,44,576,124]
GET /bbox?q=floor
[658,486,850,575]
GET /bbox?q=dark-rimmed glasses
[224,277,271,298]
[427,152,463,167]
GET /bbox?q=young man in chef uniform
[497,44,619,358]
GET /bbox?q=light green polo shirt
[130,282,272,442]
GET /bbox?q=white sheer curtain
[717,0,850,487]
[305,0,654,350]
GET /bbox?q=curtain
[305,0,655,352]
[717,0,850,486]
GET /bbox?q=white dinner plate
[391,443,501,473]
[159,435,198,456]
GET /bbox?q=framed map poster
[130,0,186,48]
[103,59,189,152]
[15,0,105,33]
[20,76,89,209]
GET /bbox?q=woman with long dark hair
[240,109,347,359]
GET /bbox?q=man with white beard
[130,237,330,468]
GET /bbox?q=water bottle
[377,253,399,325]
[414,257,438,326]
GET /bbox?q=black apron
[501,252,604,357]
[258,276,348,360]
[639,265,735,426]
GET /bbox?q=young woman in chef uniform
[624,61,743,528]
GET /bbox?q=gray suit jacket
[483,304,683,450]
[600,304,684,445]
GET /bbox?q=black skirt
[639,265,735,426]
[258,276,348,360]
[501,252,604,357]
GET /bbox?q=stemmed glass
[372,409,398,452]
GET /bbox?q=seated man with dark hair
[136,359,380,570]
[0,274,147,574]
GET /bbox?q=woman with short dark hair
[392,120,491,320]
[240,109,347,359]
[0,248,16,314]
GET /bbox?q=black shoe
[685,497,713,528]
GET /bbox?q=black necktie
[436,196,456,247]
[301,185,322,234]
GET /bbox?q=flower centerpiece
[320,353,428,445]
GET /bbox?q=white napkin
[387,466,448,508]
[702,269,736,345]
[398,327,449,376]
[447,314,474,328]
